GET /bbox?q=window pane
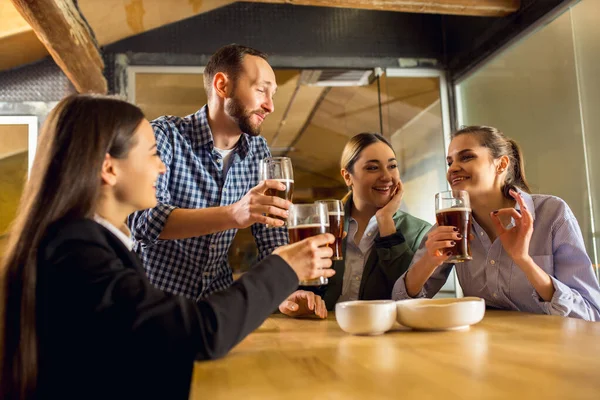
[457,11,594,258]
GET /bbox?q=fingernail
[453,227,458,232]
[445,251,452,256]
[450,241,456,246]
[492,210,498,215]
[456,234,462,239]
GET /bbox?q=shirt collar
[344,193,379,236]
[194,105,251,159]
[93,214,134,251]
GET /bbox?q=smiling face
[342,141,400,210]
[112,119,166,211]
[224,54,277,136]
[446,133,508,199]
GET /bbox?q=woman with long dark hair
[393,126,600,320]
[0,94,335,399]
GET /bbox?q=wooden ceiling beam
[9,0,107,93]
[249,0,520,17]
[0,0,235,73]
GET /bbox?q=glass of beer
[435,190,472,262]
[259,157,294,227]
[315,199,344,260]
[287,203,330,286]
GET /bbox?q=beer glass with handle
[259,157,294,227]
[315,199,344,260]
[287,203,330,286]
[435,190,472,262]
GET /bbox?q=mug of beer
[259,157,294,227]
[435,190,472,262]
[287,203,330,286]
[315,199,344,260]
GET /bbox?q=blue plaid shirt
[128,105,289,300]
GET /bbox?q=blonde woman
[279,133,431,317]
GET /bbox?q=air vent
[298,70,374,87]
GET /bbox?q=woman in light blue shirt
[392,126,600,321]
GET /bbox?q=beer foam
[272,178,294,184]
[327,212,345,216]
[289,223,330,229]
[436,207,471,214]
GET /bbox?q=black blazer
[35,218,297,400]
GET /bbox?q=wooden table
[190,311,600,399]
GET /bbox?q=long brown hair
[0,94,144,399]
[340,132,395,203]
[452,125,531,199]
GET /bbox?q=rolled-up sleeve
[128,124,178,246]
[533,217,600,321]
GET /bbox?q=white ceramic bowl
[395,297,485,330]
[335,300,397,335]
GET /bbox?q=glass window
[456,5,600,281]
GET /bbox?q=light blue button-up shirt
[392,191,600,321]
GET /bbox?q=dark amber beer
[435,207,472,262]
[287,203,329,286]
[288,223,327,243]
[327,212,344,260]
[260,157,294,228]
[265,178,294,223]
[316,200,345,261]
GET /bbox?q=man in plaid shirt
[128,45,297,301]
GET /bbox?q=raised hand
[279,290,328,319]
[375,181,404,220]
[490,189,533,263]
[230,179,292,228]
[421,226,463,268]
[273,233,335,282]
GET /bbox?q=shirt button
[493,293,498,298]
[367,233,372,237]
[216,158,222,163]
[223,188,227,193]
[210,245,216,250]
[355,277,360,281]
[480,232,484,236]
[490,260,496,265]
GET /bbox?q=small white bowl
[395,297,485,330]
[335,300,397,335]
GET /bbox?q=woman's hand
[403,225,462,297]
[375,181,404,237]
[273,233,335,281]
[420,226,462,269]
[279,290,327,319]
[490,189,533,264]
[375,181,404,221]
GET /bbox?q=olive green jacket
[322,195,431,310]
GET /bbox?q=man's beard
[225,95,263,137]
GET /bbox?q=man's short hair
[203,44,268,97]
